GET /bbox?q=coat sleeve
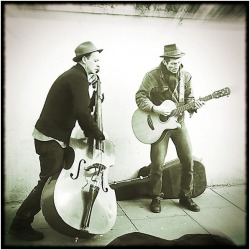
[135,73,155,112]
[70,75,104,139]
[184,73,198,114]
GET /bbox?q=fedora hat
[160,44,185,58]
[73,41,103,62]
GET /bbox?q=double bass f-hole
[70,159,86,180]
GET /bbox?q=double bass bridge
[85,163,108,193]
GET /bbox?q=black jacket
[35,63,103,144]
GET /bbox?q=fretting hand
[194,99,205,109]
[189,99,205,118]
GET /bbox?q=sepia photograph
[2,1,248,248]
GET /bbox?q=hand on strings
[194,99,205,109]
[93,130,105,141]
[88,74,100,88]
[152,105,172,116]
[189,99,205,118]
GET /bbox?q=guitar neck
[173,94,213,116]
[94,77,104,151]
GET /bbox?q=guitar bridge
[147,115,154,130]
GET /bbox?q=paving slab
[174,204,246,246]
[118,198,186,220]
[210,184,246,211]
[3,203,137,248]
[132,215,208,241]
[3,185,247,248]
[177,188,237,209]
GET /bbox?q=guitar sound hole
[159,115,169,122]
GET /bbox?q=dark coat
[35,63,103,144]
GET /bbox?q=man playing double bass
[9,41,105,241]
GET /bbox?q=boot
[9,218,44,241]
[150,196,161,213]
[179,197,200,212]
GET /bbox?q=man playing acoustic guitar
[135,44,204,213]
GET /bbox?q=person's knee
[52,152,64,171]
[180,153,193,166]
[150,164,163,176]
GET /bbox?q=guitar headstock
[212,87,231,99]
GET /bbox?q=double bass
[41,76,117,239]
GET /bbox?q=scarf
[160,62,184,103]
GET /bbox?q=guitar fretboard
[171,94,213,116]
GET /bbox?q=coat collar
[159,61,184,79]
[75,63,87,77]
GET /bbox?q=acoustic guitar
[132,87,230,144]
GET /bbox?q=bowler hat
[160,44,185,58]
[73,41,103,62]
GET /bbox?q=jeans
[150,122,194,198]
[14,139,64,224]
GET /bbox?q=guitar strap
[162,64,185,104]
[179,70,185,103]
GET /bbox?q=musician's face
[83,51,100,74]
[164,58,182,74]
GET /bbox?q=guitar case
[110,157,207,201]
[106,232,235,247]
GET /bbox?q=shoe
[9,223,44,241]
[179,197,200,212]
[150,197,162,213]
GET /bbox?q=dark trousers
[13,139,64,225]
[150,122,194,198]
